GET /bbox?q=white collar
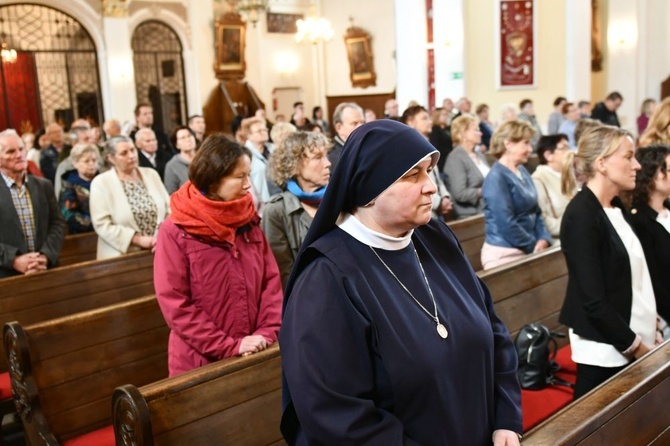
[141,150,156,162]
[336,213,412,250]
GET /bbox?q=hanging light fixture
[0,43,17,64]
[295,4,333,44]
[236,0,269,27]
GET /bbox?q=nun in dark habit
[279,120,522,446]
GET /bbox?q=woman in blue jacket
[481,120,551,270]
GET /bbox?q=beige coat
[90,167,170,260]
[531,164,571,239]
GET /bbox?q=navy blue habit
[279,120,522,445]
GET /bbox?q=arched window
[0,4,103,132]
[132,21,187,136]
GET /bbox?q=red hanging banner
[498,0,535,88]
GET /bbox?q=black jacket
[137,149,172,180]
[629,202,670,322]
[591,102,620,127]
[559,187,637,352]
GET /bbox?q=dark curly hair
[632,145,670,207]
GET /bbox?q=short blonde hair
[270,122,297,147]
[269,131,331,189]
[450,114,478,147]
[70,143,100,163]
[561,125,633,196]
[489,120,534,159]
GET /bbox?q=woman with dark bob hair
[153,134,282,376]
[629,145,670,330]
[163,125,197,194]
[280,120,522,445]
[262,131,331,287]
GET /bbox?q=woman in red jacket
[154,134,282,376]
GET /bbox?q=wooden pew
[447,213,485,271]
[0,250,154,374]
[3,295,169,445]
[58,232,98,267]
[523,340,670,445]
[111,246,568,445]
[113,345,283,446]
[479,245,568,345]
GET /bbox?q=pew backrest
[479,246,569,345]
[523,341,670,445]
[109,245,569,446]
[4,295,169,444]
[448,214,485,271]
[113,345,283,446]
[59,232,98,267]
[0,250,155,372]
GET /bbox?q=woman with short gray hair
[90,135,170,259]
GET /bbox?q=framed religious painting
[214,13,246,80]
[344,27,377,89]
[495,0,536,89]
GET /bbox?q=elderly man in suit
[0,129,65,278]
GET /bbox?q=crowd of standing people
[1,89,669,445]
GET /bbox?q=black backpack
[514,323,572,390]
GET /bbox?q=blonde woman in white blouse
[559,126,662,399]
[90,135,170,260]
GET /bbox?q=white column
[646,0,670,99]
[187,0,217,114]
[102,16,136,125]
[394,0,428,108]
[433,0,466,103]
[565,0,591,103]
[606,0,639,132]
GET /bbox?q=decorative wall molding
[102,0,128,18]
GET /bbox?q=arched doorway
[132,21,187,136]
[0,3,103,132]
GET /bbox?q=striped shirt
[1,171,36,252]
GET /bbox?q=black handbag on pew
[514,323,573,390]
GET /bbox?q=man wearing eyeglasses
[243,117,277,210]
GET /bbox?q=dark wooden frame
[344,27,377,89]
[214,13,247,81]
[266,12,302,34]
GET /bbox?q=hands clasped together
[13,252,48,275]
[239,335,270,357]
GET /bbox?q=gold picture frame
[214,13,246,80]
[344,27,377,89]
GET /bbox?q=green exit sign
[452,72,463,80]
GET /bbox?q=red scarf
[170,181,257,244]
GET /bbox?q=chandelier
[295,13,333,44]
[236,0,268,27]
[0,43,16,64]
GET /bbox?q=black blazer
[138,149,172,181]
[629,202,670,322]
[0,175,66,278]
[559,187,637,352]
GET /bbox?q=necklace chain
[369,244,441,326]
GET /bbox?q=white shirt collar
[141,150,156,165]
[336,213,412,250]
